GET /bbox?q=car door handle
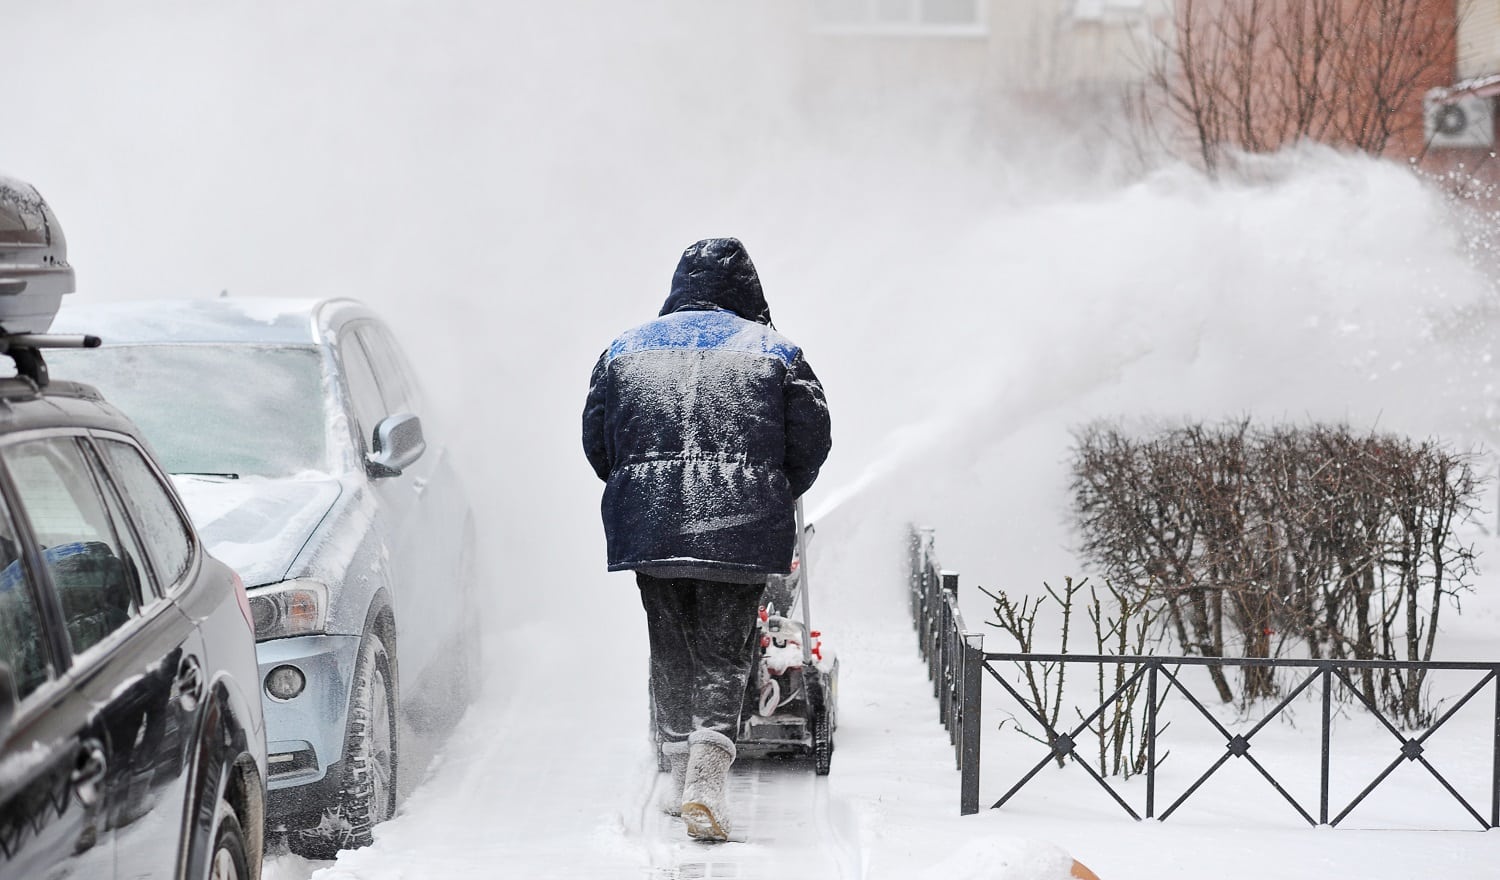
[72,739,107,807]
[173,656,203,713]
[411,476,429,497]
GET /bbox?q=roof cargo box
[0,176,75,334]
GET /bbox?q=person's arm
[783,351,831,498]
[582,350,612,481]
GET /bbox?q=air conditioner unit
[1424,94,1495,149]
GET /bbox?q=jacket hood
[660,238,773,325]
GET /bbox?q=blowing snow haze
[6,1,1498,628]
[9,4,1500,879]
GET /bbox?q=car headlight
[246,579,328,641]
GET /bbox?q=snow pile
[918,838,1075,880]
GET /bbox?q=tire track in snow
[636,758,860,879]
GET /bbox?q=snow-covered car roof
[52,298,324,344]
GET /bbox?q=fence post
[926,568,935,663]
[937,582,949,706]
[942,571,960,596]
[1320,664,1332,826]
[943,573,961,736]
[1146,662,1158,819]
[1492,669,1499,828]
[909,528,920,639]
[925,565,939,680]
[941,573,959,728]
[961,632,984,815]
[911,528,934,657]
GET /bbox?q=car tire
[289,631,397,859]
[206,799,250,880]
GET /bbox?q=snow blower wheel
[813,711,833,776]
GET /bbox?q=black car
[0,177,267,880]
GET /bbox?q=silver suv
[50,297,479,858]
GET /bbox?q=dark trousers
[638,573,764,744]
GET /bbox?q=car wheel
[207,799,249,880]
[289,631,397,859]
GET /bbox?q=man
[583,237,831,841]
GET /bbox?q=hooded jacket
[583,238,831,576]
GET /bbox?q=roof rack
[0,333,101,387]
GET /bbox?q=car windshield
[48,344,329,478]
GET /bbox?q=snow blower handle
[795,498,815,668]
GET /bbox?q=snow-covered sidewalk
[260,546,1090,880]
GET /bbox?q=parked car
[0,178,266,880]
[49,297,479,858]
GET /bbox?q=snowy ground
[248,506,1500,880]
[11,3,1500,878]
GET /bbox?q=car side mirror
[366,413,426,479]
[0,661,16,730]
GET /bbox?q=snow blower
[649,499,839,775]
[735,499,838,774]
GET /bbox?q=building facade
[799,0,1168,103]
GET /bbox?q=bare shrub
[1071,420,1483,725]
[984,577,1167,778]
[983,577,1082,768]
[1133,0,1458,175]
[1080,579,1167,778]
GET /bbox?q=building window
[812,0,987,35]
[1072,0,1150,21]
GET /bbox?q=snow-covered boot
[659,740,690,816]
[680,729,736,842]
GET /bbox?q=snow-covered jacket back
[583,238,831,577]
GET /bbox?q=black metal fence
[908,527,1500,829]
[908,528,985,815]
